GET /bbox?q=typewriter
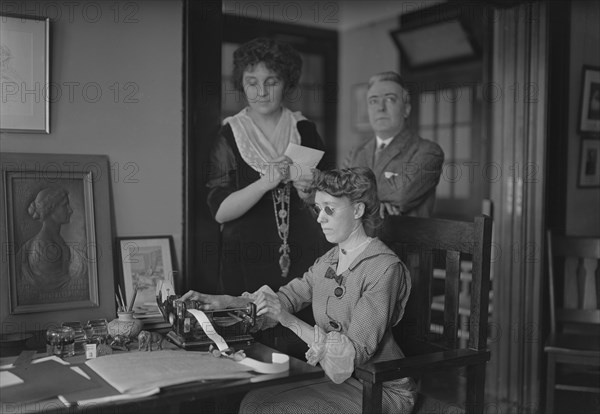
[157,292,256,350]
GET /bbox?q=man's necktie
[374,142,386,164]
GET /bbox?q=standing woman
[207,37,329,296]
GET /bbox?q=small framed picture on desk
[116,236,177,318]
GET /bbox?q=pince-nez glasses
[311,204,352,217]
[311,204,335,216]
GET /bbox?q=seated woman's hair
[232,37,302,93]
[313,167,381,231]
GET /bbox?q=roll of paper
[186,308,290,373]
[187,309,229,351]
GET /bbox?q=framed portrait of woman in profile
[0,153,116,332]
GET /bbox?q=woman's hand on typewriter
[178,290,231,310]
[209,344,246,361]
[254,288,287,322]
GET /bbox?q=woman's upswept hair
[232,37,302,93]
[28,187,68,221]
[312,167,381,231]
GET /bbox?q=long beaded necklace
[272,183,291,278]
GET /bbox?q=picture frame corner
[577,138,600,188]
[578,65,600,136]
[0,13,51,134]
[0,153,115,332]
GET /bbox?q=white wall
[566,0,600,235]
[1,1,184,259]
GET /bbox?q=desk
[1,342,323,414]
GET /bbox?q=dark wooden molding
[544,0,570,235]
[183,0,223,293]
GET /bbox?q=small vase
[107,311,143,339]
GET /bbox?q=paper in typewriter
[186,309,290,374]
[186,308,233,351]
[85,351,253,394]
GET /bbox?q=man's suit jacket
[343,127,444,218]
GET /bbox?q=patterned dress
[240,238,417,414]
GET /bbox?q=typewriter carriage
[157,294,256,349]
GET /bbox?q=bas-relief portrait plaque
[1,153,116,333]
[9,172,97,312]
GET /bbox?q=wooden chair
[356,215,493,414]
[544,231,600,414]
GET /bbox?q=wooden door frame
[183,0,223,293]
[488,2,549,411]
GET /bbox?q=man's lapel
[372,128,418,177]
[358,138,378,169]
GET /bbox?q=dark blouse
[206,120,331,295]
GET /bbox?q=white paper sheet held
[284,143,324,181]
[85,351,253,394]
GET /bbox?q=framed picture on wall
[0,153,116,333]
[578,139,600,188]
[578,66,600,135]
[352,83,371,132]
[0,13,50,133]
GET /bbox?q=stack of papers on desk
[1,351,257,407]
[85,350,254,394]
[1,357,100,404]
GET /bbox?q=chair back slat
[382,215,492,355]
[468,216,492,350]
[551,236,600,259]
[418,249,433,341]
[557,309,600,324]
[547,232,600,333]
[402,250,433,341]
[596,260,600,309]
[388,217,478,253]
[576,258,586,309]
[443,250,461,348]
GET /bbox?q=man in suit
[343,71,444,222]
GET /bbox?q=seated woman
[180,167,416,413]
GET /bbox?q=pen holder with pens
[107,311,143,339]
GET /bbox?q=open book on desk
[1,357,100,405]
[71,350,261,406]
[0,350,256,408]
[0,354,158,407]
